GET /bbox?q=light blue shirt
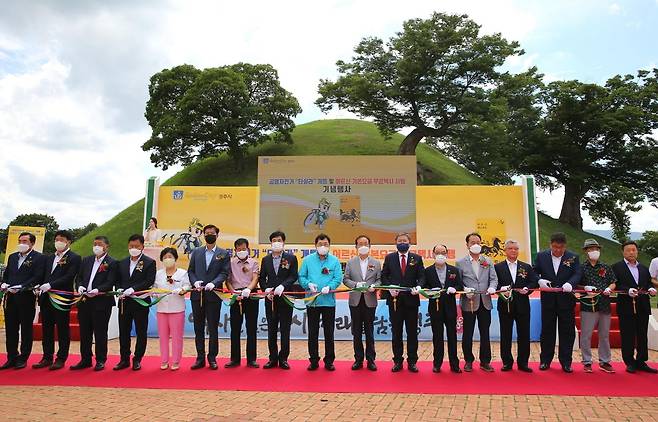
[625,259,640,285]
[272,253,282,275]
[205,246,216,270]
[299,252,343,307]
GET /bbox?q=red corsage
[322,267,329,275]
[449,273,456,280]
[598,267,606,278]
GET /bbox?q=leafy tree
[7,213,60,254]
[68,222,98,243]
[638,231,658,258]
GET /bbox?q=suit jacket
[381,252,425,308]
[494,260,539,315]
[40,250,82,306]
[76,255,118,309]
[424,263,463,318]
[612,260,652,317]
[2,249,45,306]
[456,255,498,312]
[117,254,156,304]
[187,246,231,302]
[533,250,582,310]
[258,252,299,292]
[342,255,381,308]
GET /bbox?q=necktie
[401,255,406,278]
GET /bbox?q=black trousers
[4,296,36,363]
[229,298,259,362]
[307,306,336,364]
[41,299,71,361]
[349,296,376,363]
[499,309,531,367]
[428,300,459,369]
[264,296,293,363]
[540,306,575,366]
[619,313,649,367]
[388,303,419,364]
[77,302,112,363]
[191,299,221,361]
[462,305,492,364]
[118,300,149,361]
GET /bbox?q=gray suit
[343,256,381,308]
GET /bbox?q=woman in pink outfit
[154,247,190,370]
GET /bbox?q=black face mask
[204,234,217,244]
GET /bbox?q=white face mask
[271,241,284,252]
[317,246,329,256]
[162,257,176,268]
[357,246,370,255]
[469,244,482,255]
[435,254,447,265]
[55,241,68,252]
[235,250,249,260]
[128,248,142,257]
[17,243,30,254]
[587,250,601,261]
[92,245,105,256]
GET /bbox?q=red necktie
[401,254,406,277]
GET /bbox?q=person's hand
[204,282,215,291]
[241,288,251,299]
[649,287,657,297]
[194,280,204,289]
[628,288,638,298]
[308,283,318,293]
[411,286,421,295]
[562,283,573,293]
[122,287,134,297]
[321,286,330,294]
[0,283,8,290]
[8,285,21,294]
[274,284,285,296]
[78,286,87,295]
[87,288,99,297]
[171,288,182,295]
[486,287,496,295]
[603,287,612,296]
[538,279,552,289]
[367,285,376,292]
[390,289,399,297]
[39,283,51,293]
[264,287,273,295]
[500,285,510,292]
[519,287,530,295]
[447,286,457,295]
[356,282,367,289]
[464,286,475,299]
[584,286,596,292]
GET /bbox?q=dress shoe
[518,366,533,373]
[49,359,65,370]
[279,361,290,370]
[463,362,473,372]
[638,364,658,374]
[583,363,592,373]
[432,366,441,373]
[32,359,53,369]
[208,361,218,370]
[94,362,105,371]
[599,362,615,373]
[408,363,419,373]
[0,361,16,370]
[325,363,336,371]
[561,365,573,373]
[70,361,93,370]
[132,360,142,371]
[113,360,130,370]
[263,360,277,369]
[480,363,494,372]
[224,361,240,368]
[352,361,363,370]
[501,364,512,372]
[450,366,462,374]
[247,361,260,368]
[539,362,550,371]
[626,365,636,373]
[391,362,403,372]
[191,359,206,370]
[14,361,27,370]
[367,361,377,371]
[307,362,319,371]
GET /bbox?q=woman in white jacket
[154,247,190,370]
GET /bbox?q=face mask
[435,254,447,265]
[396,243,410,253]
[271,242,284,252]
[235,250,249,260]
[162,258,176,268]
[587,250,600,261]
[92,245,105,256]
[469,244,482,255]
[357,246,370,255]
[17,243,30,254]
[55,241,67,252]
[128,248,142,257]
[204,234,217,245]
[317,246,329,256]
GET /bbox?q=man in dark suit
[258,231,299,370]
[71,235,117,371]
[424,244,463,373]
[32,230,81,370]
[113,234,156,371]
[494,239,539,372]
[0,232,45,370]
[187,224,230,370]
[381,232,425,373]
[534,232,582,373]
[612,240,658,373]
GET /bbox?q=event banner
[257,156,417,245]
[3,225,46,265]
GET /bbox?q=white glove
[390,289,399,297]
[500,285,510,292]
[274,284,285,296]
[8,285,21,293]
[649,288,657,297]
[447,286,457,294]
[356,282,367,288]
[1,283,9,290]
[78,286,87,295]
[486,287,496,295]
[367,285,376,292]
[122,287,135,297]
[603,287,611,296]
[538,279,552,289]
[264,287,273,294]
[562,283,573,293]
[39,283,51,293]
[520,287,530,295]
[308,283,318,293]
[584,286,596,292]
[87,288,99,297]
[194,280,204,289]
[204,282,215,291]
[629,288,638,297]
[411,286,421,295]
[321,286,330,294]
[464,286,475,298]
[241,288,251,298]
[171,288,182,295]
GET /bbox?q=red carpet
[1,354,656,396]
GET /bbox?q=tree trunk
[558,183,585,229]
[397,128,425,155]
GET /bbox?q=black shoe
[626,365,637,373]
[307,362,319,371]
[94,362,105,371]
[561,365,573,373]
[113,360,130,370]
[49,359,65,370]
[638,364,658,374]
[463,362,473,372]
[0,361,16,370]
[501,364,513,372]
[450,366,462,374]
[367,361,377,371]
[32,359,53,369]
[247,361,260,368]
[132,360,142,371]
[325,363,336,371]
[518,366,533,373]
[224,360,240,368]
[14,361,27,370]
[391,362,403,372]
[480,363,494,372]
[408,363,419,373]
[263,360,277,369]
[191,359,205,370]
[352,361,363,370]
[432,366,441,373]
[279,361,290,370]
[70,361,93,370]
[208,361,218,370]
[539,362,550,371]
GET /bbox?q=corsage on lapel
[367,264,375,272]
[321,267,330,275]
[215,252,226,261]
[479,257,489,268]
[598,267,606,278]
[408,257,417,267]
[98,262,109,273]
[23,258,33,268]
[57,255,68,266]
[562,256,575,268]
[517,266,528,279]
[280,258,290,270]
[449,273,457,280]
[135,260,144,272]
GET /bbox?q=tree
[316,12,522,163]
[7,213,60,254]
[143,63,302,170]
[638,231,658,258]
[68,222,98,243]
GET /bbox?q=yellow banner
[4,226,46,265]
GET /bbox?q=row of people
[1,227,657,374]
